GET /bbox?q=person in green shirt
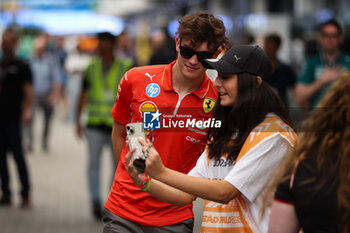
[295,19,350,110]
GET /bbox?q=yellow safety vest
[86,57,132,127]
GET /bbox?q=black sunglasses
[179,44,214,61]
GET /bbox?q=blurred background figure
[304,39,319,59]
[264,33,296,107]
[294,19,350,112]
[25,34,62,152]
[266,71,350,233]
[114,30,138,66]
[241,32,255,45]
[51,36,69,121]
[0,28,33,207]
[148,28,176,65]
[64,40,91,123]
[75,32,133,220]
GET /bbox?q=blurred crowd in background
[1,0,350,115]
[1,0,350,229]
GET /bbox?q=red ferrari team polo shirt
[105,60,218,226]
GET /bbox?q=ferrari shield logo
[203,97,215,113]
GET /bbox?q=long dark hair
[207,72,293,160]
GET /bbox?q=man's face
[1,32,17,56]
[319,24,343,54]
[175,37,215,81]
[264,39,278,59]
[98,39,115,55]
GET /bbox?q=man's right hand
[21,108,32,125]
[76,123,84,139]
[320,65,345,84]
[125,148,147,187]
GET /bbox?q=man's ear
[175,37,180,52]
[256,76,263,87]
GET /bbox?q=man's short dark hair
[320,19,342,34]
[265,33,282,49]
[3,27,20,42]
[97,32,116,42]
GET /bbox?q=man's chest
[130,85,215,121]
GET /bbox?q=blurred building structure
[1,0,350,66]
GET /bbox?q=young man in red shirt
[103,11,228,233]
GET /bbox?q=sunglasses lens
[180,46,194,59]
[196,52,214,61]
[180,45,214,61]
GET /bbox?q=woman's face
[214,73,238,107]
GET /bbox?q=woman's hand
[125,147,146,187]
[138,137,166,179]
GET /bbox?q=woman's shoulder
[236,114,297,156]
[251,113,296,142]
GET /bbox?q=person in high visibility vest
[76,32,133,220]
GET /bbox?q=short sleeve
[111,71,133,125]
[187,150,208,178]
[82,64,91,90]
[51,56,62,84]
[224,134,291,202]
[82,73,89,90]
[298,59,315,85]
[22,61,33,84]
[286,65,296,87]
[274,177,293,204]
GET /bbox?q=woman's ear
[256,76,262,87]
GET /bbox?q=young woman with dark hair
[207,71,292,161]
[126,45,296,233]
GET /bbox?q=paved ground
[0,110,204,233]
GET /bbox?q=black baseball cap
[201,44,273,83]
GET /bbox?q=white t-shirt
[188,113,296,233]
